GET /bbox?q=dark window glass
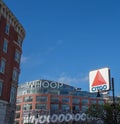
[50,97,59,103]
[61,97,69,103]
[72,98,80,104]
[15,113,20,118]
[24,96,33,102]
[23,104,32,110]
[35,104,46,110]
[82,99,89,105]
[16,105,21,111]
[36,96,47,102]
[16,98,22,103]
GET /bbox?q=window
[0,80,3,96]
[3,39,8,53]
[0,58,6,74]
[10,86,17,104]
[72,98,80,104]
[5,23,10,34]
[24,96,33,102]
[36,96,47,102]
[16,98,22,103]
[17,36,22,47]
[72,105,80,112]
[15,50,21,63]
[23,104,32,110]
[23,91,27,95]
[81,106,88,112]
[74,105,80,111]
[50,104,59,111]
[81,99,89,105]
[35,104,46,110]
[12,68,19,81]
[62,97,69,103]
[61,104,70,111]
[15,113,20,119]
[15,120,19,124]
[9,111,15,123]
[16,105,21,111]
[50,97,59,103]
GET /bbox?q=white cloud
[56,73,89,86]
[21,56,29,63]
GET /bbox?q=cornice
[0,0,25,40]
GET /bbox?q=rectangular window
[15,120,19,124]
[61,104,70,111]
[0,80,3,96]
[17,36,22,47]
[15,112,20,119]
[82,99,89,105]
[74,105,80,111]
[10,86,16,104]
[35,104,46,110]
[62,97,69,103]
[50,104,59,111]
[0,58,6,74]
[50,96,59,103]
[16,98,22,103]
[5,23,10,35]
[12,68,19,81]
[3,39,8,53]
[15,50,21,63]
[72,98,80,104]
[24,96,33,102]
[16,105,21,111]
[36,96,47,102]
[23,104,32,110]
[81,106,88,112]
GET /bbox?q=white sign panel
[89,68,110,93]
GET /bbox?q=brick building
[15,79,106,124]
[0,1,25,124]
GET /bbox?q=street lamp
[96,77,115,105]
[96,77,116,124]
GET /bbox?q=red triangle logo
[92,71,107,86]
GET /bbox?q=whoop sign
[23,113,101,124]
[89,68,110,93]
[26,80,63,89]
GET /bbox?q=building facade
[0,1,25,124]
[15,79,106,124]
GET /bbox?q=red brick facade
[0,15,21,101]
[0,1,25,124]
[15,93,106,124]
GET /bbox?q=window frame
[5,23,10,35]
[17,36,22,47]
[0,58,6,74]
[10,86,17,104]
[12,68,19,81]
[15,49,21,63]
[0,80,3,96]
[3,39,8,53]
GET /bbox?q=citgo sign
[89,68,110,93]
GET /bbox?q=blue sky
[4,0,120,95]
